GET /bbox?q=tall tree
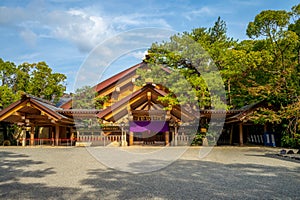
[137,17,231,110]
[72,85,108,109]
[0,59,67,107]
[0,58,16,87]
[27,62,66,103]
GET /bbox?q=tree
[0,59,67,107]
[72,85,108,109]
[139,10,300,147]
[0,85,19,108]
[26,62,66,103]
[244,5,300,148]
[0,58,16,87]
[289,3,300,64]
[137,17,233,111]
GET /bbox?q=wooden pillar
[77,131,80,141]
[172,132,175,146]
[50,127,54,146]
[264,124,267,133]
[129,132,134,146]
[30,126,35,146]
[165,131,169,146]
[22,129,26,147]
[174,126,178,146]
[239,123,243,146]
[229,125,233,145]
[55,125,59,146]
[124,131,127,146]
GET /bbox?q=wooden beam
[104,95,147,121]
[0,102,26,121]
[26,115,49,119]
[31,104,59,121]
[239,123,243,146]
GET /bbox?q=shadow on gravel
[0,151,78,199]
[246,153,300,164]
[1,150,300,199]
[79,159,300,200]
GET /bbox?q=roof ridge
[22,93,56,106]
[94,61,146,92]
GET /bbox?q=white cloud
[17,52,40,63]
[113,14,171,30]
[0,3,172,53]
[192,6,214,16]
[129,50,148,60]
[185,6,214,20]
[185,5,232,21]
[19,29,37,47]
[49,9,113,52]
[0,6,28,25]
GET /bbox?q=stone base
[75,142,92,147]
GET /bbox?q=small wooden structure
[0,94,75,146]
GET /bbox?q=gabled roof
[0,94,73,126]
[97,84,196,122]
[59,62,146,109]
[94,62,146,93]
[59,61,173,109]
[225,101,267,123]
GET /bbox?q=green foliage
[0,85,20,108]
[281,130,300,148]
[26,62,67,103]
[246,10,290,40]
[0,58,16,87]
[191,133,204,146]
[138,19,230,110]
[0,59,66,106]
[73,85,108,109]
[140,5,300,148]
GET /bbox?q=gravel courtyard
[0,146,299,200]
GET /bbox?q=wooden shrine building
[0,62,271,147]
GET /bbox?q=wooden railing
[78,135,121,142]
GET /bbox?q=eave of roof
[225,101,266,123]
[94,62,146,93]
[0,94,73,124]
[97,84,196,121]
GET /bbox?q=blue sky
[0,0,298,92]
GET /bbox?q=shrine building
[0,62,274,147]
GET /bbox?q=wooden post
[30,126,35,146]
[165,131,169,146]
[51,127,54,146]
[55,125,59,146]
[175,125,178,146]
[22,129,26,147]
[264,124,267,133]
[229,125,233,145]
[239,123,243,146]
[124,131,127,146]
[129,132,134,146]
[172,132,175,146]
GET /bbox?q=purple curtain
[129,121,169,133]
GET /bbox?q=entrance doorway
[133,131,165,145]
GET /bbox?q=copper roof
[0,94,74,125]
[94,62,146,93]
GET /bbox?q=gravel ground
[0,146,299,200]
